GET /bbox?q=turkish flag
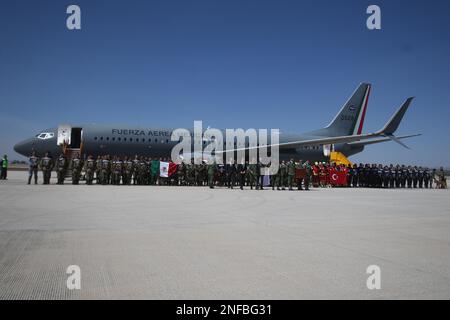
[329,169,347,186]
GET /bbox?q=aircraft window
[142,138,145,142]
[124,138,127,142]
[94,137,97,141]
[112,137,115,141]
[155,139,157,143]
[118,137,121,141]
[106,137,109,141]
[36,132,54,140]
[166,139,169,143]
[148,138,151,142]
[100,137,103,141]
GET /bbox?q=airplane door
[57,124,71,145]
[323,144,334,157]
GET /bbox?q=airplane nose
[14,138,34,156]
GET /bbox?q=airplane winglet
[377,97,414,135]
[383,133,411,149]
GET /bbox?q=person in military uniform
[194,160,201,186]
[412,166,418,188]
[95,155,102,184]
[225,158,236,189]
[394,165,401,188]
[382,165,389,188]
[400,165,407,188]
[84,155,96,185]
[417,166,424,188]
[270,161,279,190]
[28,151,39,185]
[40,151,54,185]
[430,169,436,189]
[237,159,246,190]
[149,157,159,185]
[248,159,258,190]
[122,156,133,185]
[70,153,83,185]
[286,159,296,191]
[277,160,287,190]
[436,167,447,189]
[357,163,365,187]
[294,159,304,190]
[186,159,194,186]
[423,168,430,189]
[56,153,69,185]
[100,155,111,185]
[207,159,217,189]
[388,164,395,188]
[303,160,312,191]
[132,155,140,185]
[112,156,124,185]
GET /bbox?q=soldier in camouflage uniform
[70,153,83,185]
[295,159,303,190]
[132,155,140,185]
[207,160,217,189]
[95,155,102,184]
[100,155,111,185]
[112,156,124,185]
[248,159,258,190]
[40,152,54,185]
[122,156,133,185]
[286,159,296,190]
[277,160,287,190]
[56,154,69,185]
[84,155,96,185]
[303,160,312,190]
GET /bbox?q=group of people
[312,162,447,189]
[24,151,448,190]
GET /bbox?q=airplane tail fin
[314,83,371,137]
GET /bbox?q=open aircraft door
[57,124,71,146]
[323,144,334,157]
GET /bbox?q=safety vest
[2,158,8,169]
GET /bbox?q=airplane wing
[216,97,419,153]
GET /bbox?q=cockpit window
[36,132,54,140]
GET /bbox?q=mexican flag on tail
[159,161,177,178]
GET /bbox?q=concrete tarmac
[0,171,449,299]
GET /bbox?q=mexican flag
[160,161,177,178]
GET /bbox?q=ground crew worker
[207,160,217,189]
[84,155,96,185]
[28,151,39,185]
[0,155,8,180]
[40,152,54,184]
[70,153,83,185]
[56,154,69,185]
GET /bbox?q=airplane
[13,83,421,162]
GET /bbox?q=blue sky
[1,0,449,166]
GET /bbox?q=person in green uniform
[287,158,296,190]
[207,160,217,189]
